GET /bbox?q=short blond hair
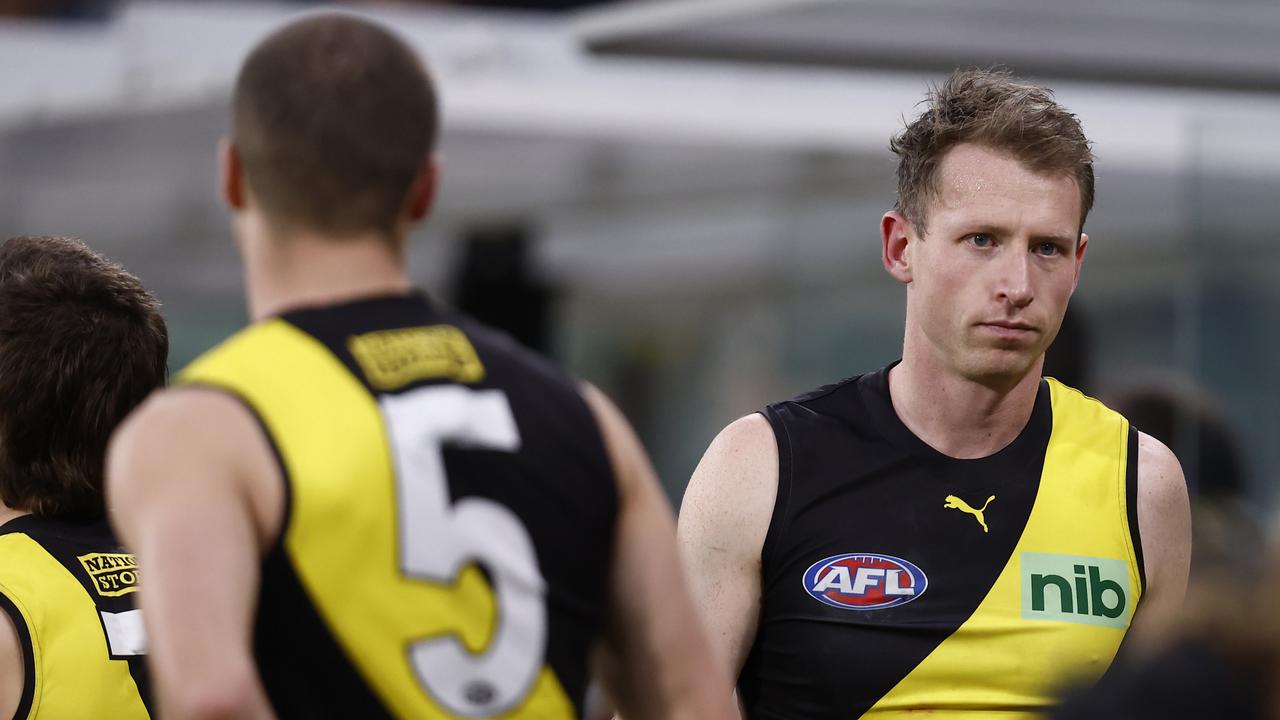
[891,68,1095,233]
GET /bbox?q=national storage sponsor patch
[78,552,140,597]
[348,325,485,390]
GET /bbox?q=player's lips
[977,321,1037,340]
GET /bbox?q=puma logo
[944,494,995,533]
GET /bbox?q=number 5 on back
[381,385,546,717]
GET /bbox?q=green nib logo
[1021,552,1130,628]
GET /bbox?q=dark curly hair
[0,236,168,519]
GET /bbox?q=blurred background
[2,0,1279,515]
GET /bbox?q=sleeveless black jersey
[178,293,617,719]
[0,516,151,719]
[740,365,1144,719]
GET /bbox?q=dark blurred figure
[1042,304,1091,392]
[1107,376,1247,500]
[452,223,556,354]
[1054,636,1276,720]
[1106,374,1257,583]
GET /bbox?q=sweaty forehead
[930,144,1080,229]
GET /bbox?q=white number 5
[381,385,546,716]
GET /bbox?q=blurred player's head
[225,13,439,239]
[0,236,168,519]
[890,68,1095,234]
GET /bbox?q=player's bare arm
[0,602,22,720]
[107,387,283,720]
[678,414,779,699]
[1126,431,1192,653]
[581,384,738,720]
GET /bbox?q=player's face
[905,143,1087,384]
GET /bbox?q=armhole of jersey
[180,382,293,555]
[757,407,792,587]
[1125,425,1147,596]
[0,593,35,720]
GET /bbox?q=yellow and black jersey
[0,516,150,719]
[179,293,617,719]
[741,363,1145,719]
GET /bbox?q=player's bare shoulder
[1135,431,1187,506]
[110,387,257,475]
[1136,430,1192,566]
[107,386,284,547]
[681,414,779,564]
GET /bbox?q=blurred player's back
[180,294,616,717]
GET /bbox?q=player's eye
[969,234,994,248]
[1034,242,1061,257]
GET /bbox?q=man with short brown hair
[681,69,1191,718]
[0,235,168,719]
[108,12,734,720]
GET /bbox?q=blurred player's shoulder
[108,384,285,548]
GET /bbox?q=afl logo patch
[802,553,928,610]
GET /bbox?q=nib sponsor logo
[802,553,928,611]
[1021,552,1131,628]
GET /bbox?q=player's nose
[994,249,1034,308]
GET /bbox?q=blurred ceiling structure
[1,0,1279,302]
[577,0,1280,94]
[6,0,1280,500]
[6,1,1280,165]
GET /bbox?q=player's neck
[889,349,1043,460]
[0,505,28,527]
[242,223,412,322]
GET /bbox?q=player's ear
[219,138,246,211]
[882,211,914,284]
[405,154,441,223]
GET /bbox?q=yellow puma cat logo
[943,494,995,533]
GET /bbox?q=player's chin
[961,346,1041,382]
